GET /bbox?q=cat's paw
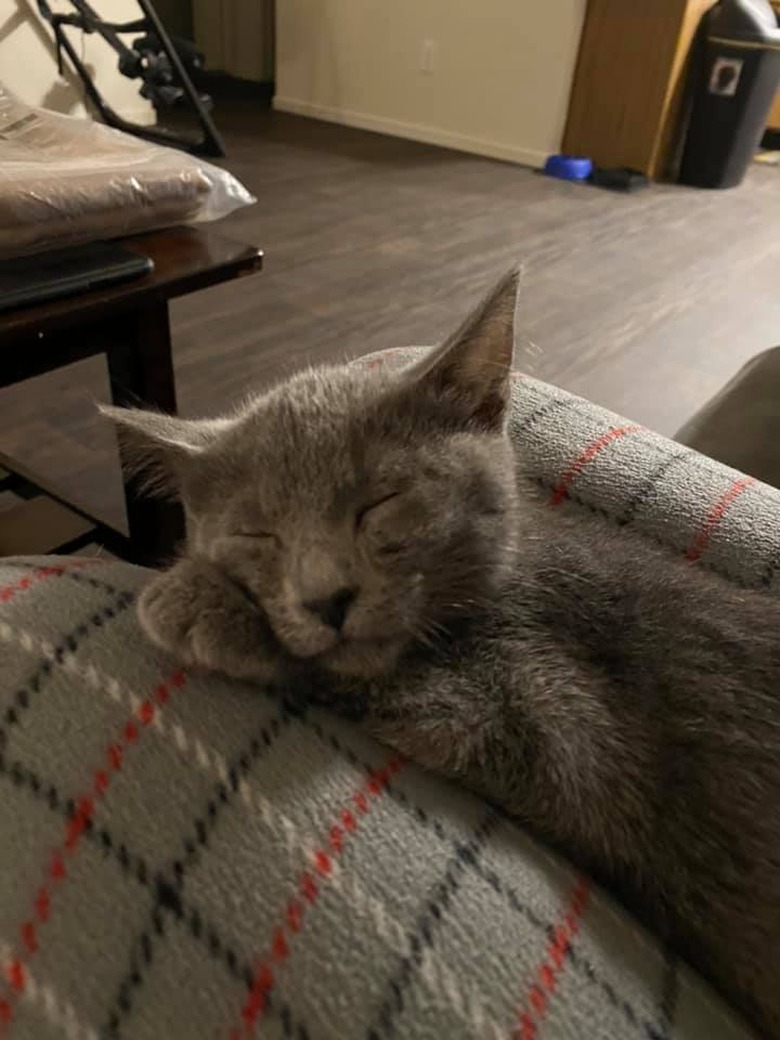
[138,558,283,682]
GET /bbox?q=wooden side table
[0,227,263,565]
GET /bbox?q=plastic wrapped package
[0,85,256,258]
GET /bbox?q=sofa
[0,356,771,1040]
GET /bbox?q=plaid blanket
[0,367,766,1040]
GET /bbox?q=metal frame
[36,0,225,158]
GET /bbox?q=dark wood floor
[3,98,780,530]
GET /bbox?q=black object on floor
[679,0,780,189]
[36,0,225,157]
[0,242,153,313]
[589,167,650,192]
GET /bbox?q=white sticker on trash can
[709,57,743,96]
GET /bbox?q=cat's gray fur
[104,271,780,1038]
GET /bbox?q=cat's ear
[99,406,232,498]
[410,267,519,429]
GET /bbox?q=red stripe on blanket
[228,756,405,1038]
[513,876,591,1040]
[0,668,186,1031]
[0,559,108,606]
[550,426,643,506]
[686,476,756,563]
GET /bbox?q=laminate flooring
[2,98,780,530]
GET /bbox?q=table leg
[106,302,186,565]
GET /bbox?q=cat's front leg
[367,713,471,776]
[138,557,285,682]
[363,680,489,780]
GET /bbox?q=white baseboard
[273,96,548,168]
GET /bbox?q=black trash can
[679,0,780,188]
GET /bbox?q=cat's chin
[317,637,405,680]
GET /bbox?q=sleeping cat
[104,270,780,1038]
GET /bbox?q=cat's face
[105,268,520,678]
[188,366,517,677]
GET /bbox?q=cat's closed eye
[355,492,401,530]
[356,493,411,556]
[232,530,279,546]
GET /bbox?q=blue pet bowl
[544,155,593,181]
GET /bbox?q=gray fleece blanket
[0,361,767,1039]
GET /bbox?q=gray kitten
[105,271,780,1038]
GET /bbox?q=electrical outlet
[420,39,438,74]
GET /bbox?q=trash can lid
[708,0,780,47]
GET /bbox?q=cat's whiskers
[419,619,452,646]
[404,614,452,653]
[411,628,438,653]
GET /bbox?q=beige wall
[0,0,153,122]
[275,0,586,167]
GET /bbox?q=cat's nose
[304,587,357,631]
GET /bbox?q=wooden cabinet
[563,0,716,179]
[770,1,780,130]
